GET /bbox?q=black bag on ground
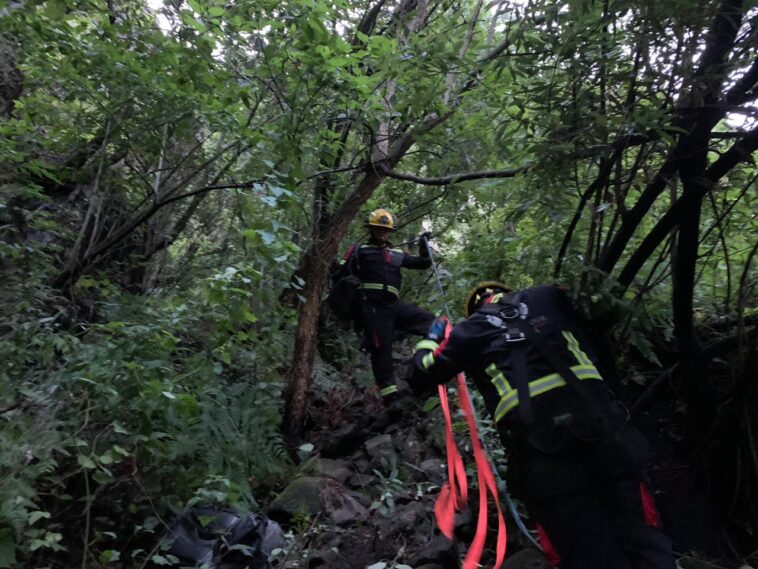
[166,507,284,568]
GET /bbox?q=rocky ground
[264,363,546,569]
[260,336,754,569]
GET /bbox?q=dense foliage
[0,0,756,566]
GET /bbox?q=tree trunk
[281,167,389,447]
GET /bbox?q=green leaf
[28,511,51,525]
[208,7,225,16]
[422,397,440,412]
[100,550,121,564]
[112,445,130,457]
[257,230,276,245]
[77,455,96,469]
[162,391,176,400]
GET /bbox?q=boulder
[300,457,352,484]
[267,477,328,522]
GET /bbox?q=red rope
[435,376,507,568]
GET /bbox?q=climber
[336,208,435,405]
[411,281,675,569]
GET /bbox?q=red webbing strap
[435,384,468,538]
[457,373,507,569]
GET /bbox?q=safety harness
[476,292,605,428]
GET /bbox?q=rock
[383,501,426,538]
[348,489,372,508]
[304,548,350,569]
[352,457,371,475]
[501,548,550,569]
[267,476,328,522]
[319,480,371,526]
[365,433,395,467]
[411,534,458,567]
[321,422,363,458]
[300,457,352,483]
[399,430,424,465]
[348,472,375,489]
[419,458,444,484]
[329,493,369,525]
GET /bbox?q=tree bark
[281,165,392,447]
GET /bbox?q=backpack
[165,507,283,568]
[326,244,363,323]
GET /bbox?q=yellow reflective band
[361,283,400,297]
[563,331,594,367]
[493,364,604,423]
[422,352,436,369]
[486,363,513,399]
[380,385,399,396]
[415,339,440,351]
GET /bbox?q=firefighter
[411,282,675,569]
[339,208,435,405]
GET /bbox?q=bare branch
[377,163,527,185]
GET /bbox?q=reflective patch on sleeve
[422,352,436,369]
[415,339,440,351]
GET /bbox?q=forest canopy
[0,0,756,567]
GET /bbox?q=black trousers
[509,423,675,569]
[360,296,434,395]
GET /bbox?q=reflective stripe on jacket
[413,285,607,426]
[343,239,431,299]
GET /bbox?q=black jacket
[413,285,613,436]
[342,237,431,300]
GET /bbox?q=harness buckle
[504,330,527,343]
[499,306,520,320]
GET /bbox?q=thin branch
[376,163,527,185]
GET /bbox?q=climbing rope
[423,236,542,552]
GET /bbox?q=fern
[175,382,291,499]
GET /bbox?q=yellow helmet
[366,208,396,231]
[463,281,511,317]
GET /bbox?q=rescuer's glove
[427,316,450,343]
[419,232,433,256]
